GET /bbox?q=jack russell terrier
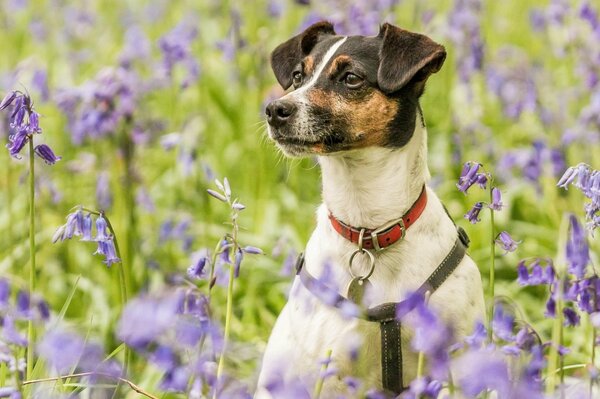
[257,21,485,397]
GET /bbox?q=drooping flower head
[0,90,60,162]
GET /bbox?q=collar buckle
[370,217,406,251]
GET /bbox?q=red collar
[328,186,428,251]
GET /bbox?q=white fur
[257,118,485,396]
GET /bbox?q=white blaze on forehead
[290,36,348,97]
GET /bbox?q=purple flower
[563,307,580,327]
[188,249,210,280]
[95,214,109,241]
[545,296,556,318]
[558,164,600,231]
[175,317,203,347]
[0,279,10,307]
[160,366,189,392]
[453,349,511,398]
[81,213,93,241]
[495,231,520,253]
[492,304,515,341]
[158,19,200,89]
[33,144,61,164]
[6,127,29,158]
[517,259,555,286]
[2,316,27,347]
[117,291,184,350]
[489,187,503,210]
[457,162,481,193]
[465,202,484,224]
[37,329,86,373]
[566,215,590,279]
[97,238,121,267]
[15,290,30,318]
[96,171,112,210]
[465,321,487,348]
[0,91,17,110]
[234,248,243,278]
[150,345,177,371]
[1,90,49,159]
[242,245,263,255]
[0,387,18,398]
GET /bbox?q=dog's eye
[292,72,303,88]
[343,73,364,89]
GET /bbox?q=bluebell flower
[453,348,511,398]
[465,201,484,224]
[117,291,184,350]
[96,171,112,210]
[0,279,10,308]
[457,162,481,193]
[516,259,555,286]
[445,0,485,83]
[489,187,503,210]
[563,307,581,327]
[95,214,109,241]
[403,377,443,399]
[0,387,18,398]
[2,316,27,347]
[545,297,556,318]
[150,345,177,371]
[81,213,93,241]
[566,215,590,279]
[158,18,200,89]
[188,249,210,280]
[34,144,61,164]
[160,366,189,392]
[492,304,515,341]
[558,164,600,231]
[234,248,243,278]
[175,317,203,347]
[37,329,86,374]
[95,238,121,267]
[495,231,520,253]
[15,290,30,319]
[465,321,487,348]
[1,90,60,161]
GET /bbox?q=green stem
[26,138,35,381]
[214,203,239,398]
[546,286,564,396]
[207,239,224,299]
[313,349,333,399]
[487,192,496,342]
[214,261,236,399]
[102,213,130,398]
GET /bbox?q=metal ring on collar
[348,248,375,280]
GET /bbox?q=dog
[257,21,485,397]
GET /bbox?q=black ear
[270,21,336,89]
[377,23,446,94]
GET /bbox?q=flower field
[0,0,599,398]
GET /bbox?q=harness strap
[294,227,469,394]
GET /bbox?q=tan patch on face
[347,91,398,147]
[303,56,314,75]
[306,88,398,150]
[326,55,352,76]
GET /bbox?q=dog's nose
[265,100,297,127]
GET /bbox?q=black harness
[294,227,470,394]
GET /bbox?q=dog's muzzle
[265,99,297,128]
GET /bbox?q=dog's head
[265,22,446,156]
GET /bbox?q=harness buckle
[370,217,405,251]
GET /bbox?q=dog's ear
[271,21,336,89]
[377,23,446,94]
